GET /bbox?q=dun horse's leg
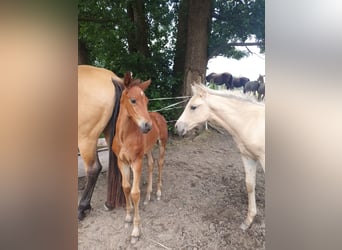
[144,152,154,205]
[130,159,143,243]
[119,162,133,223]
[156,143,166,201]
[78,145,102,220]
[240,156,258,231]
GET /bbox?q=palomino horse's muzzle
[175,121,187,137]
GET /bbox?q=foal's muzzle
[140,121,152,133]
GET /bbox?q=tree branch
[227,42,264,46]
[78,17,116,23]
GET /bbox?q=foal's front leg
[130,159,143,243]
[118,162,133,224]
[240,156,258,231]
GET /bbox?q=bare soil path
[78,129,265,249]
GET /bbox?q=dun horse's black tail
[105,79,125,209]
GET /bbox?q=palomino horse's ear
[191,83,206,97]
[139,79,151,91]
[191,83,197,95]
[124,72,132,88]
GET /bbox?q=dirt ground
[78,128,265,250]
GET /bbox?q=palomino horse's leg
[156,142,166,201]
[144,151,154,205]
[78,143,102,220]
[240,156,258,231]
[119,162,133,224]
[130,159,143,243]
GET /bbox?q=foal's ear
[140,79,151,91]
[124,72,132,88]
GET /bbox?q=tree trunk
[78,40,89,65]
[172,0,189,96]
[126,0,150,57]
[182,0,212,96]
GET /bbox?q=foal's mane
[127,78,143,88]
[196,84,264,106]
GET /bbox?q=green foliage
[209,0,265,58]
[78,0,264,125]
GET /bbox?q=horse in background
[78,65,125,220]
[206,72,250,90]
[231,76,250,89]
[175,83,265,231]
[244,74,265,101]
[206,72,233,89]
[257,76,265,101]
[112,74,168,243]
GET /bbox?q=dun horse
[112,74,168,243]
[175,83,265,230]
[78,65,125,220]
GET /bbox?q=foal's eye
[190,105,197,110]
[130,98,136,104]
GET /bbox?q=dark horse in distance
[206,72,250,90]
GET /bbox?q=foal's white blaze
[175,83,265,230]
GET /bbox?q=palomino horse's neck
[206,93,259,137]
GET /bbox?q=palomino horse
[78,65,125,220]
[175,83,265,230]
[112,74,168,243]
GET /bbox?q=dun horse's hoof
[78,204,91,221]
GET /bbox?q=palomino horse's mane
[195,84,264,106]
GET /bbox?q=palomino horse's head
[175,84,210,136]
[114,72,152,133]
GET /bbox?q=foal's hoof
[130,236,139,244]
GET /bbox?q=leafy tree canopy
[78,0,264,123]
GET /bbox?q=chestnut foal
[112,73,167,243]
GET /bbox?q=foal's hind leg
[240,156,258,231]
[144,151,154,205]
[78,142,102,220]
[156,142,166,201]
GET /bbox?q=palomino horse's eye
[190,105,197,110]
[130,98,136,104]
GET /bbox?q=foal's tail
[105,79,125,209]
